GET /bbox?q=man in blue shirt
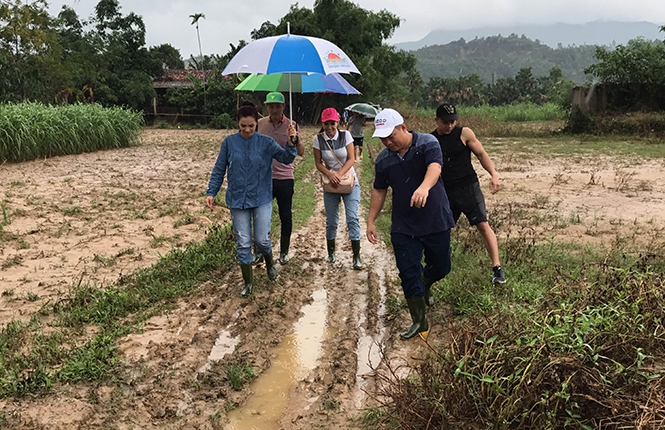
[367,109,455,339]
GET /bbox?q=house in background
[150,69,223,123]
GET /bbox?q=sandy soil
[1,129,664,429]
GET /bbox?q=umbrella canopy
[235,73,360,95]
[346,103,380,117]
[222,34,361,76]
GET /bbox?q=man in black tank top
[431,103,506,284]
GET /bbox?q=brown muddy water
[226,289,328,429]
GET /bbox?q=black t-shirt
[431,126,478,189]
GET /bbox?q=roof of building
[152,69,231,88]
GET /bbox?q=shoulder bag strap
[320,133,346,171]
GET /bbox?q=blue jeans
[391,229,451,299]
[230,202,273,264]
[323,183,361,241]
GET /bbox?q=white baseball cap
[372,108,404,138]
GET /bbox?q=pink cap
[321,108,339,123]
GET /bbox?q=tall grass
[418,102,568,122]
[0,102,143,163]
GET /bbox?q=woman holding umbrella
[206,102,298,297]
[314,108,363,270]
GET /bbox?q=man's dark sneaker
[492,266,506,284]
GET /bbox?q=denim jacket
[206,132,297,209]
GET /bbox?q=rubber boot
[240,264,253,297]
[422,275,436,307]
[351,240,363,270]
[326,239,336,263]
[264,252,277,281]
[279,235,290,264]
[400,296,429,340]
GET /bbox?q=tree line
[1,0,664,122]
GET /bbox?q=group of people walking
[206,92,505,339]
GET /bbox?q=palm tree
[189,13,205,60]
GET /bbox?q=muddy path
[2,129,665,429]
[0,135,411,429]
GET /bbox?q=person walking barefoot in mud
[313,108,363,270]
[253,92,304,265]
[205,101,297,297]
[366,108,455,340]
[431,102,506,284]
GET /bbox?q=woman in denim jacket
[206,102,298,296]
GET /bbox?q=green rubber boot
[400,296,429,340]
[279,235,290,264]
[240,264,253,297]
[264,252,277,281]
[351,240,363,270]
[422,275,436,307]
[326,239,336,263]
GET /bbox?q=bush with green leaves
[0,102,143,163]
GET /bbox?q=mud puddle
[226,288,328,429]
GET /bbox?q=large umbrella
[222,26,361,125]
[346,103,380,117]
[235,73,360,95]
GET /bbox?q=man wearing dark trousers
[255,92,304,264]
[367,108,455,340]
[432,102,506,284]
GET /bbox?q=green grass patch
[225,359,256,391]
[0,102,143,163]
[419,102,568,123]
[0,224,236,397]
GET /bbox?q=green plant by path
[363,208,665,429]
[0,102,143,164]
[0,224,236,397]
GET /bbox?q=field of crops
[0,102,143,163]
[418,102,568,122]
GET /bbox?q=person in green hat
[255,92,303,264]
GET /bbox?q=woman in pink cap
[313,107,362,270]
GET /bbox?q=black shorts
[445,181,487,226]
[353,137,364,147]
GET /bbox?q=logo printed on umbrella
[324,50,348,69]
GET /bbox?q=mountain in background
[395,21,664,51]
[412,34,603,84]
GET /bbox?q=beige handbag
[318,134,354,194]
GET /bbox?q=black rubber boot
[240,264,253,297]
[264,252,277,281]
[326,239,336,263]
[400,296,429,340]
[422,275,436,307]
[252,252,264,265]
[351,240,363,270]
[279,235,290,264]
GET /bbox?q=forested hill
[413,34,600,84]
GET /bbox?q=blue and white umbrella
[222,34,361,76]
[222,28,361,127]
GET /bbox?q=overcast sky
[47,0,665,58]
